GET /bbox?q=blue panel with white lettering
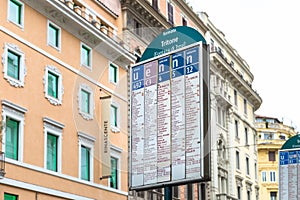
[172,52,184,69]
[289,150,298,164]
[280,151,289,165]
[132,65,144,90]
[172,68,185,78]
[158,56,170,83]
[186,47,199,66]
[185,64,199,75]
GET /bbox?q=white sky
[188,0,300,131]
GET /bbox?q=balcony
[216,193,235,200]
[210,51,262,110]
[24,0,136,68]
[214,85,232,108]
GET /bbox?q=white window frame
[78,132,95,182]
[261,171,267,182]
[80,42,92,69]
[1,100,26,163]
[166,0,174,25]
[110,101,120,133]
[78,84,94,120]
[43,65,64,105]
[7,0,24,28]
[43,117,64,173]
[270,171,276,182]
[47,20,61,50]
[109,62,119,84]
[2,43,26,87]
[108,145,122,190]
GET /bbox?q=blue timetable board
[130,42,207,190]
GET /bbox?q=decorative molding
[2,100,27,117]
[78,131,96,146]
[2,43,27,87]
[43,65,64,106]
[43,117,64,130]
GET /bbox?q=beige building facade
[0,0,135,199]
[255,115,297,200]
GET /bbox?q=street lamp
[0,151,5,179]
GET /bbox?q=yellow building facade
[255,115,297,200]
[0,0,135,199]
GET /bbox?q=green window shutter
[81,46,90,66]
[9,0,22,25]
[81,146,90,181]
[48,24,59,47]
[4,193,18,200]
[48,72,58,98]
[47,133,58,171]
[110,157,118,189]
[81,90,90,114]
[110,105,117,127]
[5,118,19,160]
[7,50,20,80]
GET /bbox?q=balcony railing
[60,0,130,51]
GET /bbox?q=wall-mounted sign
[279,134,300,200]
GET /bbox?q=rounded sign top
[140,26,206,62]
[281,134,300,150]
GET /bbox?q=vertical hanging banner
[279,134,300,199]
[101,96,111,177]
[130,26,210,190]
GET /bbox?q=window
[247,190,251,200]
[4,193,18,200]
[81,43,92,68]
[261,171,267,182]
[110,156,118,189]
[110,105,118,127]
[133,19,142,36]
[2,100,26,162]
[3,43,26,87]
[152,0,158,10]
[234,90,237,106]
[254,162,258,179]
[81,145,90,181]
[270,192,277,200]
[235,120,239,138]
[5,117,19,160]
[264,133,274,140]
[237,186,241,200]
[8,0,24,27]
[78,132,95,182]
[269,151,276,161]
[43,117,63,172]
[270,171,276,182]
[245,127,248,145]
[173,186,179,198]
[109,63,118,84]
[47,133,58,171]
[246,157,250,175]
[236,151,240,170]
[167,1,174,25]
[78,84,94,120]
[182,16,187,26]
[244,99,247,115]
[48,21,61,49]
[44,65,63,105]
[109,146,121,189]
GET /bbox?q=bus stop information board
[279,134,300,200]
[130,26,209,190]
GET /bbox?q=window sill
[111,126,120,133]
